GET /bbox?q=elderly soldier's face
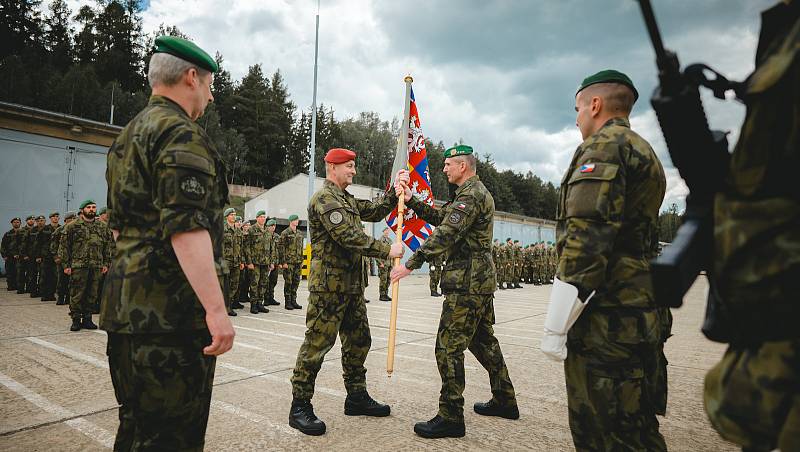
[443,157,466,184]
[330,160,357,188]
[190,70,214,120]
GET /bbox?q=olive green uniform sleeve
[316,196,391,258]
[354,189,398,222]
[557,143,625,297]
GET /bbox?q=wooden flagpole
[387,75,414,377]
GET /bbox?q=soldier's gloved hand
[541,277,595,361]
[388,242,404,259]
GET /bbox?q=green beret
[577,69,638,101]
[506,237,512,242]
[288,214,299,222]
[36,215,45,220]
[65,211,76,220]
[443,144,474,159]
[98,207,108,215]
[224,208,236,217]
[513,240,519,243]
[26,215,34,221]
[10,217,20,223]
[266,219,277,226]
[79,199,95,209]
[235,215,242,221]
[49,212,59,218]
[256,210,266,218]
[154,36,218,73]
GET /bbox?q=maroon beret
[324,148,356,164]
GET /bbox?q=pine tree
[43,0,74,71]
[0,0,45,60]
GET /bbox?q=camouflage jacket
[307,180,395,294]
[556,117,665,307]
[1,227,20,258]
[491,242,502,265]
[34,224,56,259]
[279,226,304,264]
[713,3,800,341]
[377,236,393,267]
[59,218,111,268]
[18,225,34,258]
[50,225,65,262]
[246,224,276,265]
[406,175,496,295]
[101,95,229,333]
[26,226,43,259]
[222,222,241,263]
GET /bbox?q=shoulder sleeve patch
[568,162,619,184]
[163,150,215,176]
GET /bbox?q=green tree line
[2,0,560,218]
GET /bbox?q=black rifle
[637,0,743,317]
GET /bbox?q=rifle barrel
[637,0,668,64]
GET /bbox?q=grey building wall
[0,128,108,274]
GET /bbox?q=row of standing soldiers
[1,202,115,331]
[221,209,305,315]
[492,238,556,289]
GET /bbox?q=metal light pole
[306,0,321,243]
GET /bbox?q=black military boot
[430,290,441,297]
[81,316,98,330]
[289,297,302,310]
[344,391,390,417]
[257,301,269,313]
[473,399,520,420]
[413,415,465,439]
[266,298,280,306]
[56,296,66,305]
[30,291,40,298]
[379,294,391,302]
[69,317,81,332]
[231,300,244,309]
[506,282,514,290]
[250,302,260,314]
[227,308,237,317]
[284,297,295,310]
[498,283,506,290]
[289,399,326,436]
[514,282,523,289]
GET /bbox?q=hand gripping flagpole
[387,74,414,377]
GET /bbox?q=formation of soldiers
[1,200,113,331]
[221,208,305,316]
[491,238,556,289]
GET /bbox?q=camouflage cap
[577,69,638,101]
[288,214,299,222]
[49,212,59,218]
[153,36,219,73]
[79,199,95,209]
[256,210,266,218]
[224,207,236,217]
[443,144,474,158]
[266,219,277,226]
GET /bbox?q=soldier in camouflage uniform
[222,207,239,317]
[52,211,75,305]
[245,210,274,314]
[231,216,245,309]
[702,3,799,451]
[512,240,523,288]
[279,214,304,309]
[264,219,281,307]
[491,238,502,289]
[289,147,404,436]
[547,243,557,284]
[26,215,46,297]
[60,201,110,331]
[238,221,252,304]
[100,36,234,451]
[377,228,393,301]
[547,70,668,451]
[96,207,115,313]
[392,145,518,439]
[502,238,515,289]
[16,216,35,293]
[37,212,60,301]
[1,217,21,291]
[429,253,444,297]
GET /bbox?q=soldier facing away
[289,147,404,436]
[392,144,519,439]
[541,70,668,451]
[101,35,234,450]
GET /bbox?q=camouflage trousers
[429,266,442,292]
[69,267,102,320]
[705,339,800,452]
[249,264,270,304]
[283,263,301,301]
[436,294,516,422]
[378,264,390,296]
[39,258,57,298]
[238,269,250,302]
[565,307,667,452]
[26,259,40,294]
[266,265,279,301]
[56,264,70,303]
[16,257,28,292]
[107,331,216,452]
[291,291,371,400]
[227,262,240,303]
[4,257,17,290]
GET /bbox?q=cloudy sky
[56,0,774,210]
